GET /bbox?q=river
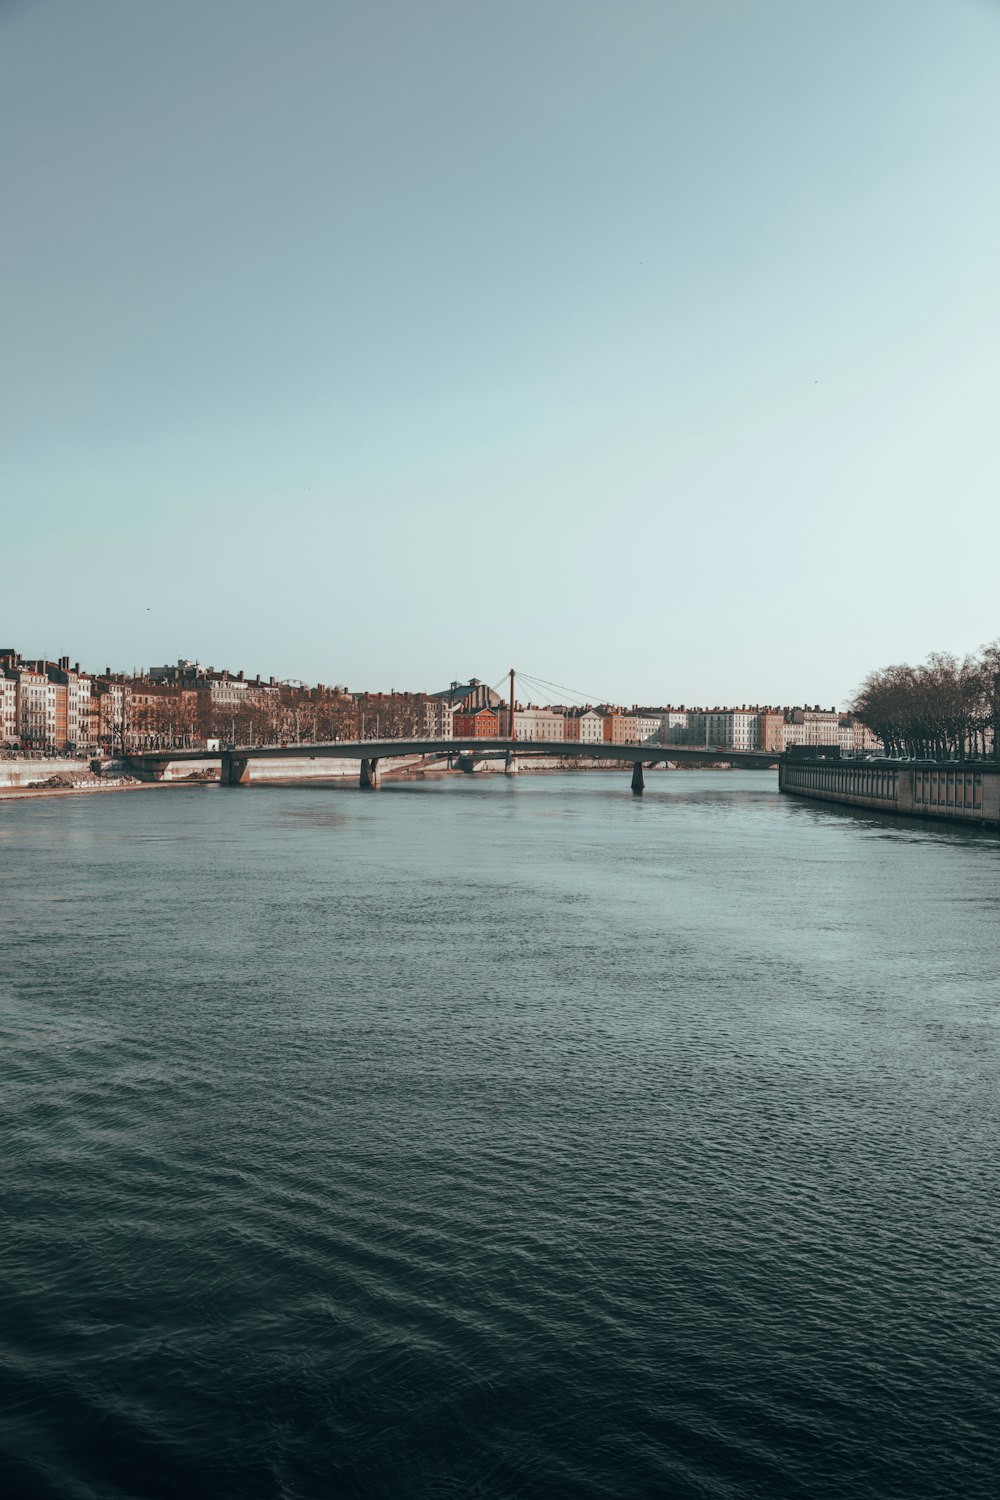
[1,771,997,1498]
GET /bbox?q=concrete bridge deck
[125,738,780,791]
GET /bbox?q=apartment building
[839,716,882,754]
[50,659,91,749]
[660,711,691,743]
[453,705,500,738]
[599,711,639,745]
[0,671,17,745]
[15,665,51,749]
[782,708,844,748]
[758,710,786,754]
[564,708,605,743]
[513,707,565,741]
[632,713,664,743]
[0,654,94,751]
[91,677,132,752]
[422,697,455,738]
[688,710,760,751]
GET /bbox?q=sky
[2,0,999,707]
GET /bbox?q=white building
[16,666,52,748]
[783,708,843,748]
[660,711,690,743]
[422,698,455,739]
[206,673,249,712]
[514,707,566,741]
[566,708,605,743]
[690,710,759,751]
[632,714,664,743]
[0,672,17,745]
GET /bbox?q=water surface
[1,772,997,1498]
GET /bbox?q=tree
[851,645,997,760]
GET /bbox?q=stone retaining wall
[779,760,1000,829]
[0,758,96,789]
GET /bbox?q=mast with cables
[509,667,516,742]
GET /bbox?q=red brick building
[453,706,499,738]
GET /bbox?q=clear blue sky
[3,0,999,706]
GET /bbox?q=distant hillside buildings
[0,653,880,756]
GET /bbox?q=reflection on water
[1,772,997,1500]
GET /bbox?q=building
[0,671,17,746]
[453,705,500,738]
[631,712,664,743]
[129,681,200,749]
[15,664,52,749]
[599,710,641,745]
[660,711,691,744]
[91,676,133,753]
[430,679,504,713]
[421,697,455,739]
[783,707,844,749]
[565,708,605,743]
[840,716,882,755]
[757,710,786,754]
[512,707,565,741]
[688,710,760,751]
[49,659,92,750]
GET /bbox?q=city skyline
[4,2,1000,701]
[0,643,878,758]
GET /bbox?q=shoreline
[0,780,210,803]
[0,768,746,804]
[0,759,748,804]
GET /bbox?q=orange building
[453,706,499,738]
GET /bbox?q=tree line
[125,690,432,751]
[851,644,1000,760]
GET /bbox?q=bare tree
[852,647,997,760]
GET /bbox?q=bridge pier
[360,757,380,790]
[504,752,520,775]
[220,755,251,786]
[631,761,645,795]
[126,758,167,782]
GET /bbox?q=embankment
[779,759,1000,830]
[0,758,106,791]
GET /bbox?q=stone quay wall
[779,759,1000,830]
[0,757,97,789]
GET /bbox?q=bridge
[126,738,780,793]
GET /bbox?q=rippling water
[1,771,998,1499]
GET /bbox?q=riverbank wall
[779,759,1000,830]
[0,758,103,789]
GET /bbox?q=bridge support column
[127,758,167,782]
[221,755,250,786]
[360,757,380,790]
[504,752,520,775]
[631,761,645,795]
